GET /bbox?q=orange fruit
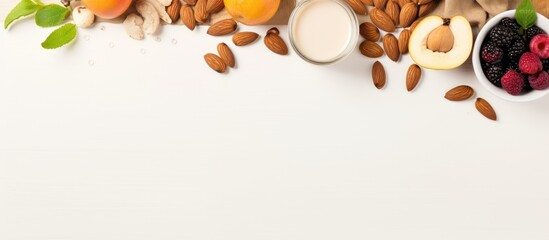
[81,0,132,19]
[224,0,281,25]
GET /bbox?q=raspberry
[501,70,525,95]
[526,26,546,42]
[529,34,549,59]
[500,17,520,32]
[481,42,503,63]
[519,52,543,74]
[489,25,514,47]
[484,63,505,87]
[508,38,527,61]
[528,71,549,90]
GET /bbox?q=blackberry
[490,25,514,47]
[542,58,549,71]
[506,60,520,72]
[507,38,527,61]
[484,63,505,87]
[525,26,546,42]
[481,42,503,63]
[500,17,520,32]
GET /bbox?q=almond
[397,0,411,8]
[233,32,260,46]
[359,40,384,58]
[359,22,380,42]
[361,0,374,6]
[180,5,196,30]
[346,0,367,15]
[370,8,396,32]
[182,0,197,5]
[399,2,418,27]
[412,0,433,4]
[385,0,400,26]
[204,53,227,73]
[372,61,386,89]
[194,0,208,23]
[418,0,437,17]
[264,27,288,55]
[217,43,235,68]
[166,0,181,23]
[398,29,410,54]
[445,85,474,101]
[406,64,421,91]
[207,19,237,36]
[206,0,225,14]
[475,98,497,121]
[373,0,387,9]
[383,33,400,62]
[409,17,423,33]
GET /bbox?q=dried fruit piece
[346,0,367,15]
[207,19,237,36]
[444,85,474,101]
[166,0,181,23]
[206,0,225,14]
[264,27,288,55]
[204,53,227,73]
[373,0,388,9]
[372,61,386,89]
[359,40,384,58]
[233,31,260,46]
[398,29,410,54]
[383,33,400,62]
[180,5,196,30]
[406,64,421,91]
[370,8,396,32]
[194,0,209,23]
[217,43,235,68]
[475,98,497,121]
[399,2,418,27]
[385,0,400,26]
[418,0,437,17]
[359,22,380,42]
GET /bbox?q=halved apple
[408,16,473,70]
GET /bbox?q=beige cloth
[432,0,520,28]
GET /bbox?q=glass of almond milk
[288,0,359,64]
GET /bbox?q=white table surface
[2,1,549,239]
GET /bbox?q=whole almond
[204,53,227,73]
[207,19,237,36]
[361,0,374,6]
[194,0,208,23]
[359,40,384,58]
[409,17,423,33]
[264,27,288,55]
[370,8,396,32]
[475,98,497,121]
[412,0,433,4]
[182,0,197,5]
[206,0,225,14]
[166,0,181,22]
[406,64,421,91]
[359,22,380,42]
[398,29,410,54]
[419,0,437,17]
[233,32,260,46]
[181,5,196,30]
[346,0,367,15]
[373,0,387,9]
[383,33,400,62]
[400,2,418,27]
[385,0,400,26]
[397,0,411,8]
[372,61,386,89]
[445,85,474,101]
[217,43,235,68]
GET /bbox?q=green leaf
[41,23,77,49]
[515,0,537,30]
[4,0,42,29]
[35,4,69,27]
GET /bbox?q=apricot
[81,0,132,19]
[224,0,281,25]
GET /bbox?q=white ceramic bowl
[472,10,549,102]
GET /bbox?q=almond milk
[289,0,358,64]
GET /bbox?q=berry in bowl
[473,7,549,102]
